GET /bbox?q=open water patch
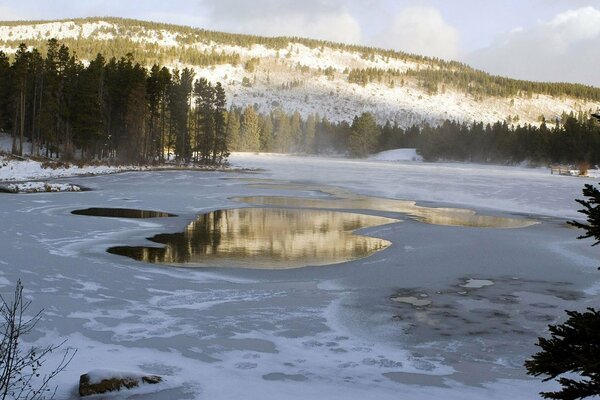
[107,207,397,269]
[72,207,177,219]
[233,195,537,229]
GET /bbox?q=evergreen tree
[273,109,291,152]
[290,111,302,151]
[12,43,30,156]
[0,52,12,134]
[226,107,241,151]
[0,38,229,164]
[304,114,316,154]
[348,112,380,157]
[146,64,162,161]
[260,113,274,152]
[72,53,105,159]
[193,77,214,162]
[526,183,600,400]
[568,184,600,247]
[213,82,228,163]
[240,106,260,151]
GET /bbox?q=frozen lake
[0,154,598,399]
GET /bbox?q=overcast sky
[1,0,600,86]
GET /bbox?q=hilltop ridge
[0,17,598,127]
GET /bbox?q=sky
[1,0,600,86]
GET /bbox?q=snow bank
[0,157,128,182]
[587,169,600,179]
[86,369,147,384]
[369,149,423,162]
[0,182,82,193]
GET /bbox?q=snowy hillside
[0,18,598,127]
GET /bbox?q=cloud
[199,0,362,44]
[235,12,361,44]
[372,6,460,60]
[0,5,22,21]
[467,6,600,86]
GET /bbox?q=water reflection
[108,208,396,269]
[72,207,176,218]
[233,194,536,229]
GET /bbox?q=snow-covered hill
[0,18,598,127]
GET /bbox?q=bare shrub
[0,280,75,400]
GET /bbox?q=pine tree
[193,77,214,162]
[0,51,12,134]
[12,43,30,156]
[260,113,274,152]
[146,64,162,161]
[348,112,380,157]
[213,82,228,163]
[526,183,600,400]
[226,107,241,151]
[273,109,291,152]
[304,114,316,154]
[568,184,600,247]
[240,106,260,151]
[290,111,302,151]
[72,53,104,159]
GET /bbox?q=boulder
[79,370,162,397]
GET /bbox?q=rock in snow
[78,369,162,396]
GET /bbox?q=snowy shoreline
[0,155,259,184]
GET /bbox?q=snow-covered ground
[0,134,131,182]
[0,154,598,399]
[0,156,131,182]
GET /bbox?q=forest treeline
[348,67,600,101]
[3,17,600,101]
[228,108,600,165]
[0,39,229,164]
[1,38,598,167]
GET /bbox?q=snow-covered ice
[0,153,597,399]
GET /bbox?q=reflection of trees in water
[152,209,224,263]
[72,207,176,218]
[107,208,394,269]
[232,196,536,229]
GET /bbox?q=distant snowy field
[0,153,598,399]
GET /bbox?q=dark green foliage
[526,183,600,400]
[0,39,228,165]
[218,105,600,164]
[0,51,12,133]
[405,67,600,101]
[414,115,600,165]
[568,184,600,246]
[348,113,380,157]
[347,65,600,101]
[525,309,600,399]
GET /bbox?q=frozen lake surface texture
[0,153,598,399]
